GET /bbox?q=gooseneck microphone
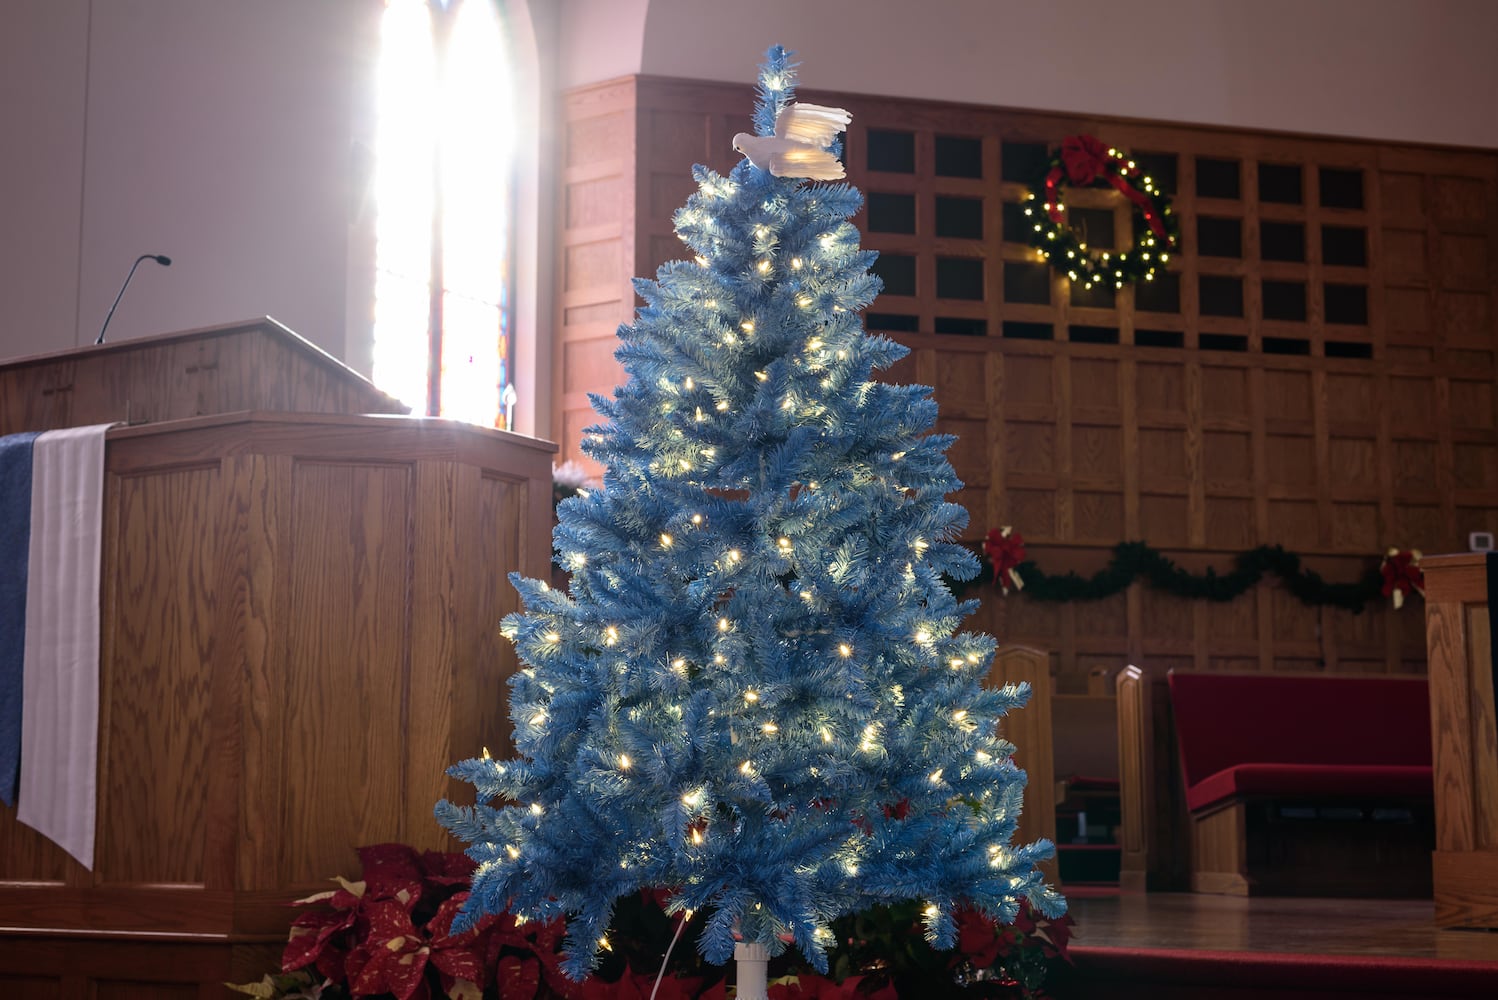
[95,253,172,345]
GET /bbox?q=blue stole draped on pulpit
[1,424,111,870]
[0,431,41,806]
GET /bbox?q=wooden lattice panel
[561,76,1498,686]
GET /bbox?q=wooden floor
[1064,891,1498,964]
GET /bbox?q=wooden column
[1423,552,1498,927]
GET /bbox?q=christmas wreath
[1022,134,1178,288]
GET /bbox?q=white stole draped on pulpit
[14,424,111,870]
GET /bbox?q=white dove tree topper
[733,101,852,180]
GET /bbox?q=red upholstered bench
[1167,671,1434,897]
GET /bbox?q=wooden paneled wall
[559,76,1498,688]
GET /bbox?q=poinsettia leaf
[329,875,368,908]
[351,940,428,1000]
[651,973,705,1000]
[572,976,616,1000]
[223,974,279,998]
[445,979,484,1000]
[430,943,486,985]
[529,915,567,952]
[343,944,372,988]
[313,946,347,984]
[282,909,355,971]
[1038,912,1077,962]
[358,843,426,905]
[531,930,576,995]
[607,969,647,1000]
[363,898,419,945]
[955,909,1001,968]
[289,908,347,933]
[496,955,541,999]
[418,849,476,886]
[386,948,430,1000]
[771,973,850,999]
[426,894,480,947]
[291,888,339,907]
[293,875,366,910]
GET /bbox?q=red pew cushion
[1185,762,1434,813]
[1167,672,1432,814]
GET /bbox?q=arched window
[372,0,515,428]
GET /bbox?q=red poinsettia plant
[229,843,586,1000]
[230,844,1071,1000]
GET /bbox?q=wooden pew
[1422,553,1498,927]
[1115,666,1190,892]
[1117,667,1435,896]
[1167,671,1433,896]
[988,645,1058,885]
[1052,691,1121,883]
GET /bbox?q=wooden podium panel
[1423,553,1498,927]
[0,412,554,994]
[0,317,406,434]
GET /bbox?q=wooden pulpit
[0,326,556,995]
[0,316,407,434]
[1423,552,1498,927]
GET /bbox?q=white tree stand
[733,941,769,1000]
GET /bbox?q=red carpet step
[1049,945,1498,999]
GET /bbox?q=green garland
[965,541,1389,613]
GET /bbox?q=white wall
[0,0,373,364]
[623,0,1498,150]
[0,1,90,360]
[2,0,1492,441]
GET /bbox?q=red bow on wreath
[1379,548,1424,610]
[1044,133,1172,246]
[1061,134,1110,186]
[984,526,1026,595]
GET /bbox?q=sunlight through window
[372,0,514,427]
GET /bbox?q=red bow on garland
[984,526,1026,595]
[1380,548,1424,610]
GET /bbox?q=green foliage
[965,541,1390,613]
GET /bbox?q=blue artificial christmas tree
[438,46,1063,983]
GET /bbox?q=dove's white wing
[774,102,852,148]
[770,145,846,181]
